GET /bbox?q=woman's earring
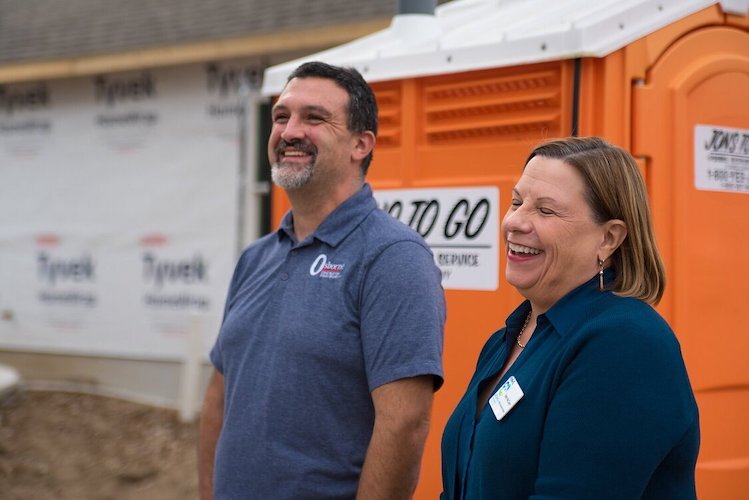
[598,259,604,291]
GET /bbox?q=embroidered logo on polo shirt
[309,254,345,279]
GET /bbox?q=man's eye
[307,115,323,122]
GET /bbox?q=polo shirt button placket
[280,272,289,281]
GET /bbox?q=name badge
[489,376,524,421]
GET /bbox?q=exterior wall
[0,57,268,408]
[0,20,380,413]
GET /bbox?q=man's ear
[599,219,627,262]
[351,131,376,163]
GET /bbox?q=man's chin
[271,163,315,191]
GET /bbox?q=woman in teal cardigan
[441,137,699,499]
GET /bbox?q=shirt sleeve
[530,319,699,499]
[209,250,249,374]
[359,240,446,392]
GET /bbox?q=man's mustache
[275,139,317,157]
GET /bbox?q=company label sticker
[695,125,749,194]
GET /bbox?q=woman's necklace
[515,311,532,349]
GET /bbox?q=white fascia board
[262,0,730,96]
[720,0,749,15]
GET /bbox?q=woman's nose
[502,206,530,234]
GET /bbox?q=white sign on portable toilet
[374,186,499,291]
[694,124,749,194]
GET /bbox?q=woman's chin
[505,272,536,293]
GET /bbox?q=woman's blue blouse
[441,274,699,499]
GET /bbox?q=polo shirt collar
[277,183,378,247]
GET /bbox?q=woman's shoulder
[593,293,671,333]
[572,292,684,362]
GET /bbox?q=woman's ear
[599,219,627,261]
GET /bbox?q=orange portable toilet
[263,1,749,497]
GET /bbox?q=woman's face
[502,156,607,311]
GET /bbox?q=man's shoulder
[358,207,431,250]
[352,210,440,285]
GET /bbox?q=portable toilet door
[631,8,749,497]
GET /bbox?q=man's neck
[287,178,364,242]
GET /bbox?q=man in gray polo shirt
[198,61,445,499]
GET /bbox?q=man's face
[268,77,357,191]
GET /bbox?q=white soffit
[263,0,748,95]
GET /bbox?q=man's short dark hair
[287,61,378,175]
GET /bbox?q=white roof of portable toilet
[262,0,748,95]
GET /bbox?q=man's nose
[280,116,305,142]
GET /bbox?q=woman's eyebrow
[511,189,559,204]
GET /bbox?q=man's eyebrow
[271,103,288,114]
[302,105,333,116]
[271,104,333,117]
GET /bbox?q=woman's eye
[539,207,554,215]
[272,114,288,123]
[510,199,522,207]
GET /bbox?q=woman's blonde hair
[525,137,665,304]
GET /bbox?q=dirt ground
[0,390,199,500]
